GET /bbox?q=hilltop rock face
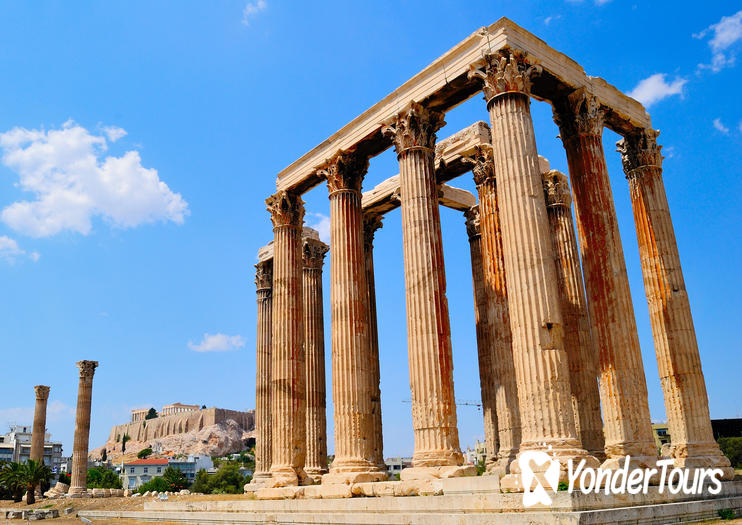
[91,419,255,462]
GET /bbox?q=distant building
[167,454,213,482]
[384,457,412,477]
[0,425,63,473]
[131,409,149,422]
[463,440,487,465]
[652,423,671,452]
[711,418,742,439]
[121,455,214,489]
[161,403,200,417]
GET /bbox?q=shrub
[137,448,153,460]
[190,465,247,494]
[718,508,736,520]
[718,437,742,469]
[137,476,170,494]
[87,466,122,489]
[162,467,190,491]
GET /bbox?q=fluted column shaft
[321,151,386,484]
[618,130,733,477]
[553,90,656,468]
[542,170,605,460]
[252,258,273,483]
[303,236,329,482]
[70,360,98,496]
[31,385,50,464]
[467,146,521,472]
[266,191,307,487]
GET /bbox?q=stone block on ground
[256,486,305,500]
[91,488,106,498]
[441,475,500,494]
[304,484,352,499]
[54,481,70,494]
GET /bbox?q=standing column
[542,168,605,460]
[250,250,273,486]
[618,130,733,478]
[382,101,473,479]
[30,385,50,464]
[553,89,657,470]
[470,51,596,488]
[69,360,98,497]
[303,230,330,483]
[266,190,308,487]
[319,150,386,484]
[463,206,500,473]
[464,145,521,473]
[363,214,386,472]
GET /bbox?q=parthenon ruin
[250,17,733,498]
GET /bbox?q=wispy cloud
[739,121,742,134]
[307,212,330,244]
[628,73,687,107]
[544,15,562,25]
[0,401,74,427]
[713,118,730,134]
[242,0,267,26]
[694,10,742,72]
[188,333,245,352]
[565,0,612,5]
[0,235,39,263]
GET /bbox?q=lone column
[382,101,473,479]
[320,150,387,484]
[464,145,521,473]
[250,248,273,486]
[553,89,657,470]
[303,229,330,483]
[69,360,98,497]
[542,168,605,460]
[363,214,385,472]
[266,190,308,487]
[470,51,596,488]
[618,129,733,478]
[30,386,51,463]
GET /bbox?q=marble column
[463,206,500,473]
[470,51,596,488]
[251,251,273,485]
[617,129,733,478]
[465,145,521,473]
[382,101,473,479]
[320,150,387,484]
[542,168,605,460]
[553,89,657,470]
[30,385,50,464]
[69,360,98,496]
[303,230,330,483]
[265,190,308,487]
[363,214,386,472]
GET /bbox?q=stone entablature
[161,403,200,417]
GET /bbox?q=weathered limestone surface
[542,166,605,461]
[30,385,50,463]
[618,129,733,478]
[302,230,330,483]
[320,151,386,484]
[266,191,308,487]
[553,90,657,469]
[70,360,98,496]
[471,51,596,488]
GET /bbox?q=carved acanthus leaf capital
[76,360,98,380]
[381,101,445,156]
[34,385,50,401]
[542,169,572,209]
[468,49,542,102]
[616,128,663,178]
[552,89,606,140]
[363,214,384,250]
[303,237,329,269]
[255,259,273,290]
[462,145,496,186]
[266,190,305,228]
[318,149,369,194]
[464,205,481,240]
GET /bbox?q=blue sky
[1,1,741,459]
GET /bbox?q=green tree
[87,466,122,489]
[162,466,190,491]
[719,437,742,469]
[137,448,153,459]
[58,472,71,486]
[145,408,158,420]
[475,458,486,476]
[21,459,52,505]
[122,434,131,453]
[0,462,26,502]
[209,463,247,494]
[137,476,170,494]
[101,448,107,462]
[191,469,211,494]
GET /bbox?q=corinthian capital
[381,101,445,156]
[468,49,542,102]
[255,259,273,290]
[552,89,606,140]
[542,170,572,209]
[363,214,384,251]
[303,237,329,270]
[318,149,369,194]
[266,190,305,228]
[76,360,98,380]
[464,205,481,240]
[462,145,496,186]
[616,128,663,178]
[34,385,50,401]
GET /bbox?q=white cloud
[188,333,245,352]
[102,126,127,142]
[544,15,562,25]
[242,0,267,26]
[713,118,730,134]
[694,10,742,72]
[739,121,742,134]
[0,235,38,263]
[628,73,687,107]
[0,121,189,238]
[307,212,330,244]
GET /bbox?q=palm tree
[0,462,26,502]
[21,459,51,505]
